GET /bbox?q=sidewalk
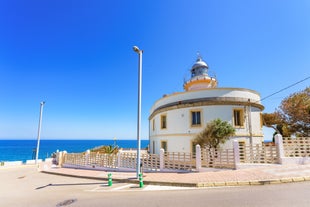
[41,164,310,187]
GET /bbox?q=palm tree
[90,145,119,154]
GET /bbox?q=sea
[0,139,149,163]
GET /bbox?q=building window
[191,141,196,154]
[191,111,201,126]
[161,115,167,129]
[152,141,155,154]
[161,141,167,151]
[152,119,155,131]
[233,109,244,127]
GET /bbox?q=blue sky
[0,0,309,140]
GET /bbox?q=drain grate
[56,199,77,207]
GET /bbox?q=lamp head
[133,46,142,53]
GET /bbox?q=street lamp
[35,101,45,164]
[133,46,143,178]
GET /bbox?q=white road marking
[143,185,195,191]
[85,183,109,192]
[85,183,238,192]
[86,186,102,192]
[111,184,136,191]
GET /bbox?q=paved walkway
[41,164,310,187]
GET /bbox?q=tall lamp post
[133,46,143,178]
[35,101,45,164]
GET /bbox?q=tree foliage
[262,111,291,137]
[279,87,310,136]
[263,87,310,137]
[193,119,236,149]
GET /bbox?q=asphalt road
[1,166,310,207]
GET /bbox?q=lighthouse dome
[190,56,209,77]
[183,54,217,91]
[191,57,208,71]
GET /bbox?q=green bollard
[108,173,112,186]
[139,173,144,188]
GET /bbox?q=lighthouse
[149,55,264,154]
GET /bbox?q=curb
[41,170,198,187]
[197,177,310,187]
[41,170,310,188]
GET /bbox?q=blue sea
[0,139,149,163]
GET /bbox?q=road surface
[0,166,309,207]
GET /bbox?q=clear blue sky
[0,0,309,140]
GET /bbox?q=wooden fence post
[160,148,165,171]
[275,134,284,164]
[196,145,201,172]
[233,140,240,169]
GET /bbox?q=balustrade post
[117,149,122,169]
[85,150,90,166]
[61,151,67,166]
[58,151,63,166]
[195,145,201,172]
[275,134,284,164]
[160,148,164,171]
[233,140,240,169]
[55,150,60,166]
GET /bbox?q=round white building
[149,56,264,154]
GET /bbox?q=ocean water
[0,139,149,163]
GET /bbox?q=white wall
[150,88,262,114]
[149,88,264,154]
[150,136,194,154]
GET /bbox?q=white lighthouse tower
[149,55,264,154]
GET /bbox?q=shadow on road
[35,182,106,190]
